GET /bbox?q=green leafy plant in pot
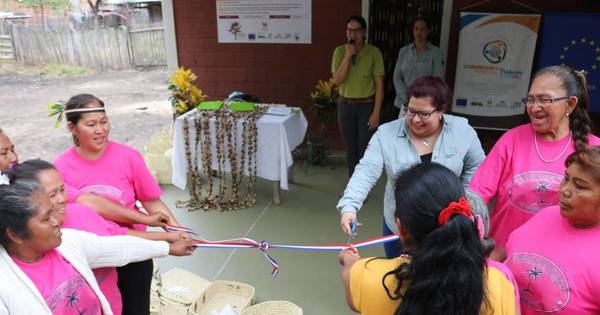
[308,78,338,165]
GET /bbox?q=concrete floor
[156,157,387,315]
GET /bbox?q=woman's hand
[164,231,191,243]
[339,246,361,266]
[340,212,357,235]
[367,111,380,130]
[168,238,196,256]
[143,212,169,228]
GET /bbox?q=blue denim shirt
[336,114,485,233]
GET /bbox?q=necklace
[534,132,572,163]
[423,139,430,146]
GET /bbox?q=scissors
[347,219,359,244]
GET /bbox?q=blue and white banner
[453,12,541,117]
[536,13,600,113]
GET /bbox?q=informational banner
[536,13,600,113]
[452,12,541,117]
[216,0,311,44]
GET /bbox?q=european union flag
[536,13,600,112]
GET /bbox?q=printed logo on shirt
[80,184,126,206]
[505,252,570,312]
[45,275,101,314]
[508,171,563,214]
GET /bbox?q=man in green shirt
[332,15,385,177]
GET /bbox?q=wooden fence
[0,22,15,60]
[4,20,165,70]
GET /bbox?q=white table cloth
[172,108,308,191]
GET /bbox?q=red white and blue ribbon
[166,225,400,277]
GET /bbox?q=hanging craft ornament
[176,102,265,211]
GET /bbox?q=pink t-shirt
[63,203,128,315]
[469,124,600,248]
[13,250,102,315]
[54,140,162,232]
[505,206,600,314]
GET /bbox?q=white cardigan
[0,228,169,315]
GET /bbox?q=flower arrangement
[168,67,208,118]
[310,78,338,124]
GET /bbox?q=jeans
[337,98,375,177]
[383,218,404,258]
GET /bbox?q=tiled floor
[156,157,387,314]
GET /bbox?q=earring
[566,112,570,117]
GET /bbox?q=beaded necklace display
[177,104,264,211]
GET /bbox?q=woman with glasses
[469,65,600,261]
[337,76,485,258]
[393,17,445,116]
[332,15,385,177]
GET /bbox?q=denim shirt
[336,114,485,233]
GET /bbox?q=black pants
[117,259,153,315]
[338,98,375,177]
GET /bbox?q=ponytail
[387,163,488,315]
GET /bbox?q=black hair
[65,93,105,126]
[532,65,593,151]
[0,176,43,248]
[384,163,487,315]
[346,15,367,30]
[64,93,105,146]
[414,16,429,29]
[12,159,56,186]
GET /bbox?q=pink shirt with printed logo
[13,250,102,315]
[63,203,128,315]
[54,140,162,232]
[469,124,600,248]
[505,205,600,314]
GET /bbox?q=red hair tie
[437,197,472,227]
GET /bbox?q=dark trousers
[383,218,404,258]
[337,99,375,177]
[117,259,153,315]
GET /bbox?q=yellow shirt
[331,43,385,99]
[350,257,519,315]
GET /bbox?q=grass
[0,62,94,76]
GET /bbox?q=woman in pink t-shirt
[469,65,600,260]
[53,93,184,315]
[505,146,600,314]
[0,175,195,315]
[12,159,190,315]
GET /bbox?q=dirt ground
[0,65,173,162]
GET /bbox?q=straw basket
[150,268,212,315]
[241,301,303,315]
[189,280,256,315]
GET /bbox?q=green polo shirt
[331,43,385,98]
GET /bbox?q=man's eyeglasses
[524,96,570,106]
[346,27,363,33]
[405,107,437,120]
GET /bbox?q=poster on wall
[216,0,311,44]
[536,13,600,113]
[452,12,541,117]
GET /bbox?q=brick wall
[172,0,363,145]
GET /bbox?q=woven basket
[150,268,213,315]
[241,301,303,315]
[190,280,256,315]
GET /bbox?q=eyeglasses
[346,27,363,33]
[405,107,437,120]
[524,96,570,106]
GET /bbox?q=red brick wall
[172,0,363,144]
